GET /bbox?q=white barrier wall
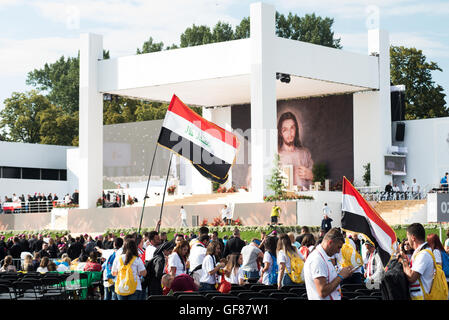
[0,141,74,198]
[392,117,449,190]
[296,191,343,228]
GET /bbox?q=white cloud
[0,37,79,76]
[31,0,242,51]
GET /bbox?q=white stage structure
[79,2,392,209]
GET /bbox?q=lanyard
[317,249,339,300]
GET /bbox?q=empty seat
[176,294,208,301]
[269,292,298,300]
[341,284,366,291]
[0,284,14,300]
[250,284,276,291]
[211,295,240,301]
[237,292,266,300]
[280,284,304,292]
[259,289,281,295]
[249,297,277,301]
[283,296,306,301]
[289,287,307,295]
[354,288,373,296]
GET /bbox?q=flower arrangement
[210,217,225,227]
[200,218,208,227]
[216,186,227,193]
[231,217,243,226]
[263,194,314,202]
[226,186,237,193]
[167,185,176,195]
[54,203,80,209]
[126,195,134,206]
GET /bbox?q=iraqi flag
[157,94,239,184]
[341,177,397,266]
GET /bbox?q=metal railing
[360,191,426,202]
[0,200,74,214]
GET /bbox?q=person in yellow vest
[271,204,281,225]
[336,231,364,285]
[401,223,448,300]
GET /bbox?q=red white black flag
[341,177,397,266]
[157,94,239,184]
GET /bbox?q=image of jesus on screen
[277,111,314,190]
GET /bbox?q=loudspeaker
[396,122,405,141]
[391,91,405,121]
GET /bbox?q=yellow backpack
[115,256,137,296]
[340,238,363,268]
[286,250,304,283]
[418,249,448,300]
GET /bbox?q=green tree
[0,91,51,143]
[180,24,213,47]
[228,13,342,49]
[312,162,329,184]
[25,50,110,115]
[390,46,448,119]
[363,163,371,186]
[136,37,164,54]
[212,21,235,42]
[234,17,250,40]
[266,154,287,201]
[38,106,79,146]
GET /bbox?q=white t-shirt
[225,267,244,285]
[393,186,400,192]
[180,208,187,220]
[411,182,420,192]
[37,267,48,273]
[262,251,274,285]
[411,243,435,295]
[145,244,157,261]
[111,254,146,292]
[200,254,218,284]
[304,244,341,300]
[221,208,230,219]
[189,243,207,278]
[57,264,69,272]
[322,206,331,215]
[168,252,186,276]
[401,183,409,192]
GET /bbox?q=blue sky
[0,0,448,110]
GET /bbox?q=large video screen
[231,94,354,190]
[385,155,406,176]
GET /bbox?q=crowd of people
[0,190,79,214]
[1,220,448,300]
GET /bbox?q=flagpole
[156,153,174,233]
[137,144,159,235]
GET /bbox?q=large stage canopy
[79,2,392,209]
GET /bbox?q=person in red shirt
[83,251,102,272]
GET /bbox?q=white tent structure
[78,2,392,209]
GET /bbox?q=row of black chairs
[148,283,382,301]
[0,271,95,300]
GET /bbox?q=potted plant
[167,185,176,195]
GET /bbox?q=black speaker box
[396,122,405,141]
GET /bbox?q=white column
[353,29,392,187]
[79,33,103,209]
[250,2,277,200]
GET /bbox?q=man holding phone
[304,228,356,300]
